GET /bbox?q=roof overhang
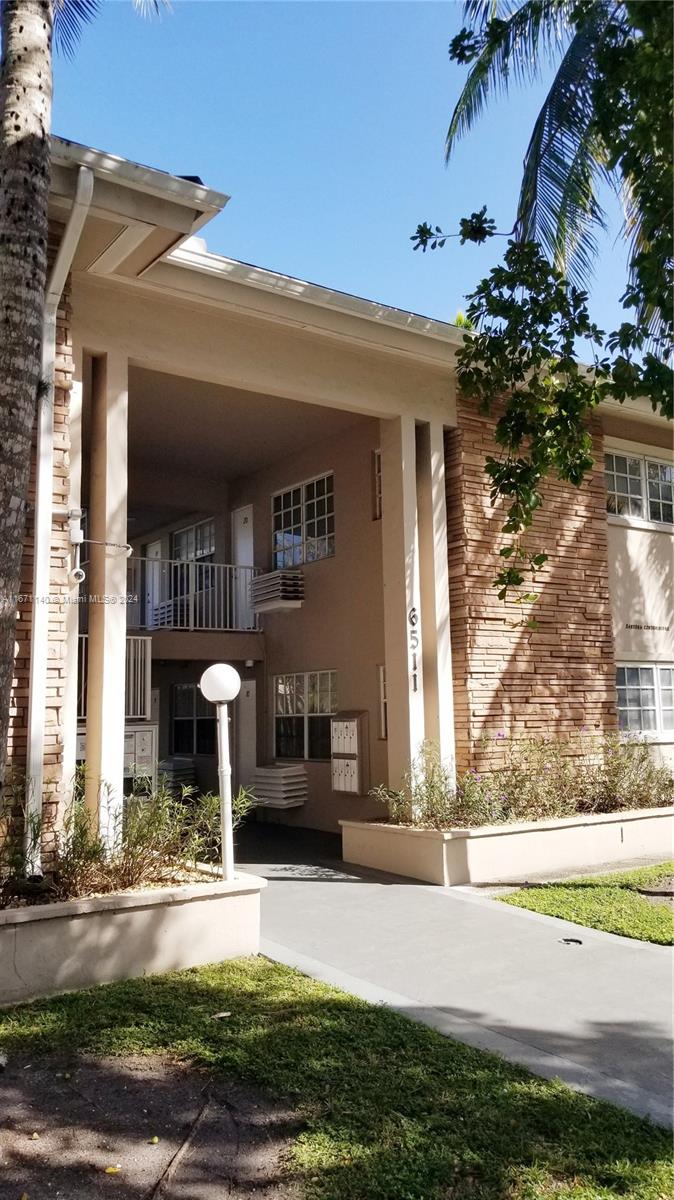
[49,136,229,278]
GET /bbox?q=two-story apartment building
[7,138,673,852]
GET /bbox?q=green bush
[371,734,674,830]
[0,777,254,907]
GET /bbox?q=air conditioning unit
[250,569,304,613]
[251,764,307,809]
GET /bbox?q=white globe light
[199,663,241,704]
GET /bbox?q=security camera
[70,566,86,585]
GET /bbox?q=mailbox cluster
[76,722,158,791]
[330,711,369,795]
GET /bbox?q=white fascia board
[168,241,465,349]
[51,136,229,217]
[599,394,672,429]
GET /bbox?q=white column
[380,415,425,787]
[84,352,128,841]
[416,420,456,780]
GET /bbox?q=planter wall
[340,805,674,886]
[0,874,266,1007]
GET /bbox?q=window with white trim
[646,461,674,525]
[274,670,337,760]
[604,453,673,525]
[372,449,383,520]
[171,683,216,755]
[377,664,388,739]
[272,473,334,568]
[616,664,674,734]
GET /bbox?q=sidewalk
[240,843,673,1127]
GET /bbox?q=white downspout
[24,166,94,875]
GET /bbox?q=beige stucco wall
[0,875,265,1006]
[607,522,674,769]
[608,523,674,662]
[230,419,388,832]
[341,807,674,886]
[73,275,457,426]
[604,426,674,770]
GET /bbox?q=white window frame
[377,664,388,739]
[372,449,383,521]
[273,669,337,760]
[604,441,674,530]
[271,473,335,569]
[615,662,674,740]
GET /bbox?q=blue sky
[53,0,629,329]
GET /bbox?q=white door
[145,540,162,628]
[236,679,257,792]
[231,505,254,628]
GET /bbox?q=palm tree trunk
[0,0,53,783]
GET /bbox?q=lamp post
[199,663,241,881]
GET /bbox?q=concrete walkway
[238,830,673,1127]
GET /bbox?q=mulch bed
[0,1052,302,1199]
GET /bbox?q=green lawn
[502,862,674,945]
[1,957,672,1199]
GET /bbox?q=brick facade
[445,398,618,774]
[7,224,73,836]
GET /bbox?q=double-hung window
[272,473,334,568]
[274,670,337,760]
[171,683,216,755]
[616,665,674,734]
[604,453,673,525]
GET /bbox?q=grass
[501,862,674,945]
[0,958,672,1199]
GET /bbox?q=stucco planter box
[340,805,674,886]
[0,873,266,1007]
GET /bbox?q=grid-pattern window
[373,449,383,520]
[616,664,674,734]
[274,670,337,760]
[658,667,674,732]
[604,454,644,518]
[172,519,215,562]
[171,683,216,755]
[604,453,674,525]
[272,474,334,568]
[377,664,388,739]
[646,461,674,525]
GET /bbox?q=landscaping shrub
[0,777,254,907]
[371,734,674,829]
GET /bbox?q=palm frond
[132,0,172,16]
[446,0,574,160]
[462,0,504,28]
[53,0,101,58]
[516,7,614,282]
[53,0,171,58]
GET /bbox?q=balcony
[126,557,261,632]
[78,634,152,721]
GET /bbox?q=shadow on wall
[608,517,673,659]
[445,414,619,774]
